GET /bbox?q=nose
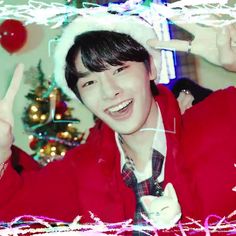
[100,72,121,100]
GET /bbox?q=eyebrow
[76,71,91,79]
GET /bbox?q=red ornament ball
[0,19,27,53]
[29,138,39,150]
[56,101,68,115]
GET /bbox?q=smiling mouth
[106,99,133,114]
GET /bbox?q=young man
[0,10,235,231]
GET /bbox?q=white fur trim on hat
[54,10,161,99]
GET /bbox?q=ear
[140,195,156,213]
[149,56,157,81]
[163,183,178,201]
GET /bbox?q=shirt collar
[115,102,167,173]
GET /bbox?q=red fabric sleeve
[0,147,81,222]
[11,145,41,172]
[180,86,236,220]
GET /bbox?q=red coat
[10,145,41,173]
[0,85,235,225]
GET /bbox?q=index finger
[147,39,190,52]
[3,63,24,105]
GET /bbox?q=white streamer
[0,0,235,28]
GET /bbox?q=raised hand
[147,19,236,72]
[216,24,236,72]
[0,64,24,163]
[177,90,194,115]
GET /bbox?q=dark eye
[82,81,95,88]
[113,65,128,75]
[160,206,169,211]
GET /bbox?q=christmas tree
[22,60,85,166]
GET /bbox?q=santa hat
[54,7,161,99]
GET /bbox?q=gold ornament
[29,103,40,113]
[40,114,48,122]
[67,123,77,133]
[57,131,72,140]
[57,144,67,156]
[42,143,53,156]
[55,114,62,120]
[40,142,66,164]
[29,111,41,123]
[28,102,42,123]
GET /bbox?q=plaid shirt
[122,149,164,228]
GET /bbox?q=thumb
[147,39,190,53]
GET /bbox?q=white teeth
[108,100,132,113]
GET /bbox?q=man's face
[75,53,158,135]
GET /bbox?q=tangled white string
[0,0,235,28]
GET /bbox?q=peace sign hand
[147,18,236,72]
[0,64,24,163]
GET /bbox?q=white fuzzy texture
[54,10,161,99]
[140,183,182,229]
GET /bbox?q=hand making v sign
[0,64,24,164]
[147,18,236,72]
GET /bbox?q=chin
[114,124,143,135]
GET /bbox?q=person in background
[170,77,213,114]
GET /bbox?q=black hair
[65,30,158,101]
[171,77,213,105]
